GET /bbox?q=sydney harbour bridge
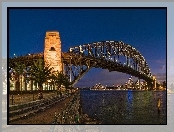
[9,31,157,91]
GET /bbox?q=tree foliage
[11,62,27,91]
[52,71,71,90]
[28,59,54,91]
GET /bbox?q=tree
[53,71,71,91]
[28,59,54,99]
[12,62,26,92]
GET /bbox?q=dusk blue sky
[9,8,166,87]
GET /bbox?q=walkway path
[9,94,75,124]
[9,92,59,105]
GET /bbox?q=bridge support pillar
[126,56,130,66]
[136,64,138,71]
[126,56,128,65]
[24,79,27,91]
[29,80,33,91]
[152,75,156,90]
[44,31,63,73]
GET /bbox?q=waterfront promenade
[8,90,98,124]
[9,91,60,105]
[9,93,75,124]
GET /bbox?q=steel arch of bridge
[63,40,153,86]
[9,40,153,87]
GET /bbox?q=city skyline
[8,7,166,87]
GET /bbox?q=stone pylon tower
[152,75,157,89]
[44,31,62,72]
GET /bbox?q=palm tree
[53,71,71,94]
[12,62,26,92]
[28,59,54,99]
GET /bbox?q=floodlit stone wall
[44,31,62,72]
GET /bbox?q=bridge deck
[9,52,153,83]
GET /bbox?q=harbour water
[3,90,174,131]
[80,90,167,124]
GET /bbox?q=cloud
[158,65,166,70]
[148,59,166,74]
[155,73,166,82]
[155,59,166,64]
[155,59,166,71]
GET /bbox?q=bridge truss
[9,41,153,87]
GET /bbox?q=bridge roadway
[9,52,153,83]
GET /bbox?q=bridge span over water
[9,31,156,89]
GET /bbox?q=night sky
[9,8,166,87]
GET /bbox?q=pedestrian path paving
[9,92,58,105]
[8,93,76,124]
[5,90,100,125]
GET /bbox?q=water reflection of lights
[126,90,133,119]
[81,90,167,124]
[127,90,133,103]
